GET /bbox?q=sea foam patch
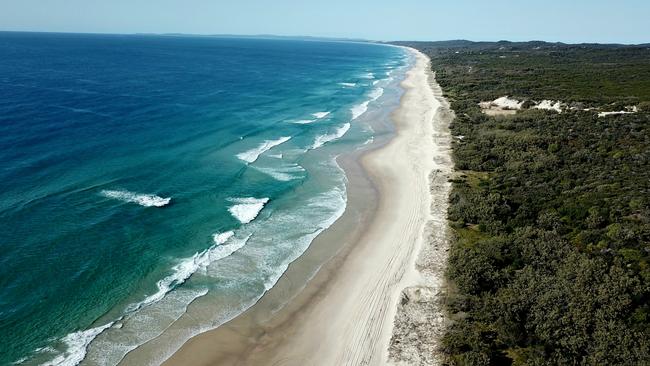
[312,111,331,119]
[256,183,347,292]
[72,232,248,366]
[253,163,306,182]
[369,87,384,101]
[126,231,246,313]
[41,322,115,366]
[228,197,270,224]
[100,190,171,207]
[351,101,370,120]
[236,137,291,164]
[312,123,351,149]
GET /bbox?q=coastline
[149,48,448,366]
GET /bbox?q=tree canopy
[398,41,650,365]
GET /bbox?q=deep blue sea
[0,32,409,365]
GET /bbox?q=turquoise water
[0,32,410,365]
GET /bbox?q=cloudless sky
[0,0,648,44]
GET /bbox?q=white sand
[479,96,524,110]
[598,106,638,117]
[598,111,632,117]
[388,62,454,365]
[533,100,563,112]
[479,96,523,115]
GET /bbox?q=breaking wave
[312,111,330,119]
[253,164,306,182]
[100,190,171,207]
[369,87,384,101]
[228,197,270,224]
[236,137,291,164]
[41,231,249,366]
[312,123,351,149]
[351,101,369,120]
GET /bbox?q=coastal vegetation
[398,41,650,365]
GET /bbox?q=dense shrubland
[398,41,650,365]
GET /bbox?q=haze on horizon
[0,0,648,44]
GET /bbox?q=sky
[0,0,648,44]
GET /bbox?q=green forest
[398,41,650,365]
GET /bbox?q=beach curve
[154,48,448,366]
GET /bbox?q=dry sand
[159,48,450,366]
[388,59,454,366]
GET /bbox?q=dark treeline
[399,41,650,365]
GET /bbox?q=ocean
[0,32,410,365]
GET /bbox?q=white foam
[312,111,331,119]
[351,101,370,120]
[228,198,269,224]
[291,119,315,124]
[360,72,374,79]
[260,183,347,291]
[254,164,305,182]
[213,231,235,245]
[72,232,249,366]
[33,232,253,365]
[268,153,283,159]
[339,82,356,87]
[42,322,114,366]
[369,87,384,101]
[96,161,351,366]
[204,233,250,262]
[312,123,351,149]
[372,80,380,86]
[100,190,171,207]
[126,231,242,313]
[102,287,208,366]
[236,137,291,164]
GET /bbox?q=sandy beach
[154,48,451,366]
[6,7,645,366]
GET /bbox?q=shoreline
[153,48,447,366]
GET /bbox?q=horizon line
[0,29,648,46]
